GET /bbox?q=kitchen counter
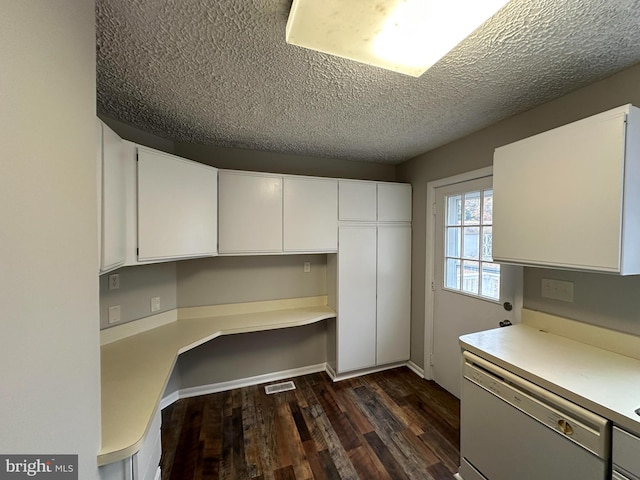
[460,309,640,435]
[99,296,335,466]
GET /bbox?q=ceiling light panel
[286,0,510,77]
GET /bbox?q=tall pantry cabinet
[328,181,412,375]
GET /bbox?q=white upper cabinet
[339,180,412,223]
[283,177,338,252]
[218,171,283,254]
[218,171,338,254]
[133,145,218,263]
[493,104,640,274]
[98,120,126,274]
[377,183,412,222]
[339,180,377,221]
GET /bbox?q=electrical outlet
[541,279,574,302]
[108,305,121,324]
[304,262,311,273]
[151,296,161,313]
[108,273,120,290]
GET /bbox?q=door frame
[423,166,522,380]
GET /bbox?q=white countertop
[460,317,640,435]
[99,296,335,466]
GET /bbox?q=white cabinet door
[137,147,217,262]
[493,104,640,274]
[337,225,377,372]
[283,177,338,252]
[218,171,282,254]
[339,180,377,221]
[376,225,411,365]
[377,183,412,222]
[98,120,126,274]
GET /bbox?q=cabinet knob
[503,302,513,311]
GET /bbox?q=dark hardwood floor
[161,367,460,480]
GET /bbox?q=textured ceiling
[96,0,640,164]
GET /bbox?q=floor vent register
[264,381,296,395]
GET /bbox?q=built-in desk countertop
[460,309,640,436]
[98,296,335,466]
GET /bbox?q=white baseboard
[406,360,425,378]
[329,361,408,382]
[159,390,180,410]
[160,360,421,408]
[165,363,328,404]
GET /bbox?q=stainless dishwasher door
[459,352,609,480]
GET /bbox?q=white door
[431,175,521,398]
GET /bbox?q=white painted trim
[424,167,493,380]
[159,390,179,410]
[101,309,178,345]
[325,363,337,381]
[406,360,424,378]
[175,363,328,400]
[154,467,161,480]
[328,362,408,382]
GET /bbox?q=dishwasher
[457,351,610,480]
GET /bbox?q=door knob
[503,302,513,311]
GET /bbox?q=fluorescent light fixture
[286,0,510,77]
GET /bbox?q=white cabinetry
[339,180,412,222]
[335,225,378,371]
[283,177,338,252]
[218,171,282,254]
[124,143,218,264]
[377,182,412,222]
[493,104,640,274]
[218,170,338,254]
[97,119,126,274]
[613,426,640,480]
[376,225,412,364]
[332,181,412,374]
[339,180,377,221]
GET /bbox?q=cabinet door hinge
[432,203,436,216]
[429,353,435,367]
[431,281,435,291]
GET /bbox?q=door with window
[432,175,521,398]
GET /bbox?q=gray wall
[178,323,327,388]
[100,263,178,329]
[175,142,397,181]
[398,61,640,368]
[1,2,101,478]
[177,255,327,307]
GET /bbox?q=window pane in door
[481,262,500,300]
[446,227,461,257]
[462,260,479,294]
[463,227,479,260]
[442,185,500,301]
[482,189,493,223]
[445,258,461,289]
[463,191,481,225]
[481,226,493,261]
[447,195,462,225]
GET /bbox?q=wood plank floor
[161,367,460,480]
